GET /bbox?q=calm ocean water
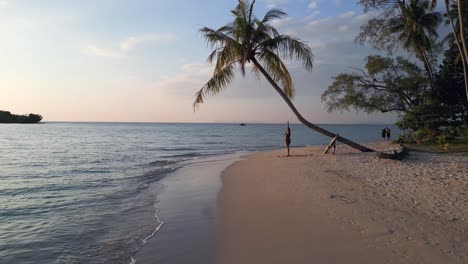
[0,122,401,264]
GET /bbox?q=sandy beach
[217,143,467,264]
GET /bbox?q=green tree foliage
[194,0,313,106]
[0,111,43,123]
[387,0,442,83]
[435,45,467,106]
[397,104,464,131]
[442,1,468,52]
[322,46,467,138]
[322,55,428,113]
[398,45,468,132]
[440,0,468,100]
[194,0,374,152]
[358,0,442,84]
[346,0,467,141]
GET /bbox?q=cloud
[299,11,375,47]
[308,1,317,9]
[153,63,213,97]
[85,33,177,59]
[262,0,290,8]
[0,1,8,7]
[83,45,127,59]
[270,17,293,28]
[338,25,349,32]
[139,8,387,122]
[304,10,321,20]
[119,34,177,51]
[331,0,342,6]
[338,11,355,19]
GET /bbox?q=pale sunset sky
[0,0,398,123]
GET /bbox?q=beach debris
[323,135,338,154]
[377,145,408,161]
[329,193,356,204]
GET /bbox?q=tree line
[321,0,467,143]
[0,110,43,123]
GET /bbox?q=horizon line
[40,121,397,125]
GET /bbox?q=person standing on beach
[386,127,391,141]
[285,121,291,157]
[381,128,386,142]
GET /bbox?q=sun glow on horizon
[0,0,398,124]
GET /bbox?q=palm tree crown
[193,0,313,108]
[390,0,441,50]
[387,0,442,84]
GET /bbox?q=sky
[0,0,400,123]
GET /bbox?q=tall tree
[431,0,468,101]
[357,1,441,87]
[322,55,428,114]
[387,0,442,85]
[194,0,373,152]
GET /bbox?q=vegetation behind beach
[321,0,468,148]
[0,110,43,124]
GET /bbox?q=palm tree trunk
[251,58,374,152]
[420,47,435,88]
[458,0,468,101]
[446,0,468,101]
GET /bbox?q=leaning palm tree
[388,0,442,86]
[193,0,373,152]
[431,0,468,101]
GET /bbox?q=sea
[0,122,401,264]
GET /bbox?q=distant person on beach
[381,128,386,142]
[386,127,391,141]
[285,121,291,157]
[332,134,337,155]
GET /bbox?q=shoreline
[217,143,467,263]
[133,153,243,264]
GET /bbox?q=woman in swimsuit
[285,121,291,157]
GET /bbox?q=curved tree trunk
[420,47,435,89]
[252,58,374,152]
[458,0,468,101]
[446,0,468,101]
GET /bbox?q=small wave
[129,194,165,264]
[161,152,206,159]
[144,167,176,178]
[158,147,197,151]
[135,183,149,191]
[127,167,179,185]
[69,169,111,174]
[2,183,99,197]
[147,160,179,167]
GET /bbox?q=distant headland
[0,110,43,123]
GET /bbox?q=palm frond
[214,42,244,74]
[193,63,236,109]
[257,49,294,97]
[200,26,237,49]
[269,36,314,71]
[206,48,222,64]
[262,8,287,23]
[196,0,314,109]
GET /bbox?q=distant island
[0,110,43,123]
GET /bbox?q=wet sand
[133,154,241,264]
[217,143,467,264]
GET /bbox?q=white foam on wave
[129,184,168,264]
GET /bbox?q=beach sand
[217,143,467,264]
